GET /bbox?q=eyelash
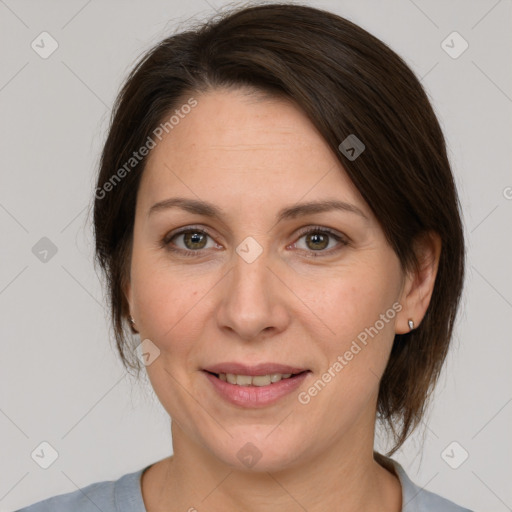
[161,225,349,259]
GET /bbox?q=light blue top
[15,457,473,511]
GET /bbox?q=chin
[205,428,309,473]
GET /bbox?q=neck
[144,417,402,512]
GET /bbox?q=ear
[396,231,442,334]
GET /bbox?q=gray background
[1,0,511,510]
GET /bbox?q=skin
[124,87,441,512]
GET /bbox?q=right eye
[162,226,221,256]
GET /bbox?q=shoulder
[14,466,148,512]
[379,455,474,512]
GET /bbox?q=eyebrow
[148,197,368,222]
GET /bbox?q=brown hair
[92,3,465,453]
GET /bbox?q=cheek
[129,254,212,416]
[308,258,402,397]
[129,248,209,351]
[313,262,400,343]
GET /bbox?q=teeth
[252,375,271,386]
[236,375,252,386]
[219,373,294,386]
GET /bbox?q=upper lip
[203,362,309,376]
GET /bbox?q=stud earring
[408,319,414,331]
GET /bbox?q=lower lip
[203,371,310,408]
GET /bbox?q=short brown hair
[93,3,465,453]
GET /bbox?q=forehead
[138,88,369,217]
[146,88,326,165]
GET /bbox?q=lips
[202,362,311,407]
[203,362,308,376]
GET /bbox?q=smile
[216,372,294,386]
[202,364,311,407]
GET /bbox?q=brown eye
[181,231,208,250]
[304,232,329,251]
[163,227,217,256]
[293,227,348,257]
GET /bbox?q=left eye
[292,228,348,256]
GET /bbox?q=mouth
[204,370,308,387]
[202,363,311,407]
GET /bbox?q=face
[126,88,411,472]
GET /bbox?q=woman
[17,3,472,511]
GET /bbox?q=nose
[216,243,291,341]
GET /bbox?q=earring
[408,319,414,331]
[129,315,136,328]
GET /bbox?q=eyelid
[163,224,215,245]
[161,225,220,257]
[293,225,348,243]
[289,225,349,257]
